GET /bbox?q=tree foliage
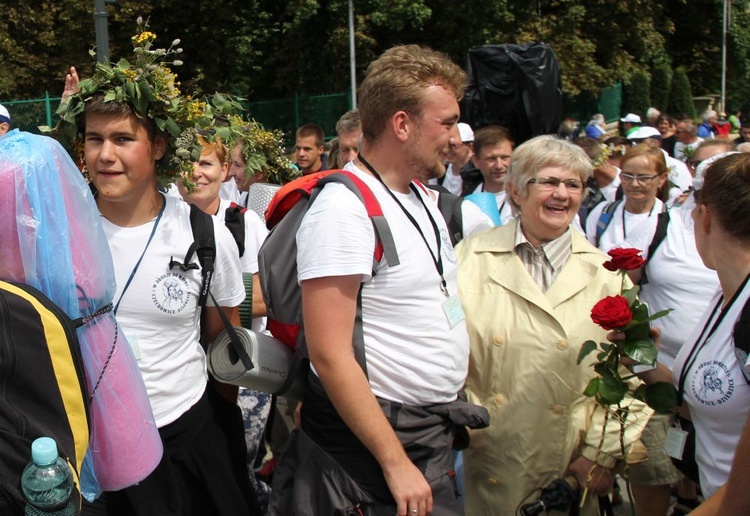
[668,67,696,119]
[0,0,748,119]
[622,71,651,120]
[650,63,672,113]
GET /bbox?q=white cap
[629,126,661,140]
[457,123,474,142]
[0,104,10,124]
[620,113,641,124]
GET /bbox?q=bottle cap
[31,437,58,466]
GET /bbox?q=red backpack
[258,170,399,395]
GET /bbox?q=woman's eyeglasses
[620,173,660,184]
[527,177,584,192]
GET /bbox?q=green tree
[667,67,696,119]
[650,63,672,113]
[622,71,651,119]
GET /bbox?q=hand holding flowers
[578,248,677,412]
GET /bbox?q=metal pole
[94,0,110,63]
[44,91,52,127]
[721,0,728,113]
[348,0,357,109]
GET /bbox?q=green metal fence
[563,83,623,125]
[1,93,61,134]
[3,86,628,143]
[0,91,352,146]
[246,92,351,144]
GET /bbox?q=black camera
[520,476,579,515]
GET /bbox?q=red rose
[603,248,646,272]
[591,295,633,330]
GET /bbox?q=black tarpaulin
[463,43,563,145]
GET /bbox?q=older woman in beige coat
[456,135,652,515]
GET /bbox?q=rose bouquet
[577,248,677,412]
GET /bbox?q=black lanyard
[357,155,448,296]
[113,195,166,315]
[677,272,750,404]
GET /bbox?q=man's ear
[153,134,169,161]
[391,111,411,143]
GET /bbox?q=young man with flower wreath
[53,22,254,516]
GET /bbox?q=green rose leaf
[640,309,674,324]
[584,377,600,397]
[621,338,657,365]
[577,340,599,364]
[623,285,640,306]
[631,300,650,320]
[632,384,648,402]
[645,382,678,413]
[599,372,628,404]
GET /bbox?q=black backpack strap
[169,204,215,307]
[207,290,255,372]
[428,185,463,246]
[733,296,750,384]
[639,210,671,286]
[224,203,247,257]
[179,204,254,372]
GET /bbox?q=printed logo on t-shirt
[691,360,735,406]
[440,228,458,265]
[151,272,191,314]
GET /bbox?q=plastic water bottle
[21,437,73,511]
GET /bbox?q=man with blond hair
[270,45,487,516]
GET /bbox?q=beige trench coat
[456,220,652,516]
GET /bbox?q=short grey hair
[506,135,593,214]
[335,109,361,136]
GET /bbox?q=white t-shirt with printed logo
[672,283,750,497]
[296,163,469,406]
[102,194,245,427]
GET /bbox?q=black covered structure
[463,43,563,145]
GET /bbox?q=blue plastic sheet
[0,130,162,500]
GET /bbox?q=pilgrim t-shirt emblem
[152,272,190,314]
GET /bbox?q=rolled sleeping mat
[207,327,304,400]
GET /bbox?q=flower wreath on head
[45,17,208,188]
[590,143,613,170]
[213,109,297,186]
